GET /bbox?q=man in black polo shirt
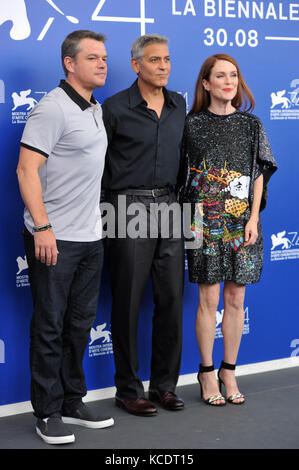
[102,34,186,416]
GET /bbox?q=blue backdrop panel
[0,0,298,407]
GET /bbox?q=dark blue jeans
[23,228,104,418]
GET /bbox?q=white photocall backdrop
[0,0,299,413]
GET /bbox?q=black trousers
[23,228,104,418]
[105,191,184,399]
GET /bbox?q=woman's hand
[243,174,263,247]
[244,218,258,246]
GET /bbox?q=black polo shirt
[102,80,186,190]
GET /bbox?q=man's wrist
[33,223,52,232]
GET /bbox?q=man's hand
[34,230,59,266]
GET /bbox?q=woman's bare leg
[196,283,225,404]
[219,281,246,403]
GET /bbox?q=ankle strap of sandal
[220,361,236,370]
[199,364,215,373]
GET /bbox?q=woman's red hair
[189,53,255,114]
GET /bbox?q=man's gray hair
[131,34,169,61]
[61,30,107,76]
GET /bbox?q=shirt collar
[128,79,177,109]
[59,79,97,110]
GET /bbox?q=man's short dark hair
[61,30,107,76]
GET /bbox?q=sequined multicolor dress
[179,110,277,285]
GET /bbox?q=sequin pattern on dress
[180,110,277,285]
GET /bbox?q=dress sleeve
[252,118,278,211]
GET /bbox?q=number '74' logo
[0,0,155,41]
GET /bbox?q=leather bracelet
[33,223,52,232]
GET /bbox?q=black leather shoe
[148,390,184,411]
[115,396,157,416]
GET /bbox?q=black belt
[107,187,173,197]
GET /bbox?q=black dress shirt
[102,80,186,190]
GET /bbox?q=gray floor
[1,366,299,451]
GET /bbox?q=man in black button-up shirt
[102,78,186,190]
[102,34,186,416]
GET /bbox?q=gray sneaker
[62,402,114,429]
[36,416,75,445]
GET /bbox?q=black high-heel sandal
[197,364,226,406]
[218,361,245,405]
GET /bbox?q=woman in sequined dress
[179,54,277,406]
